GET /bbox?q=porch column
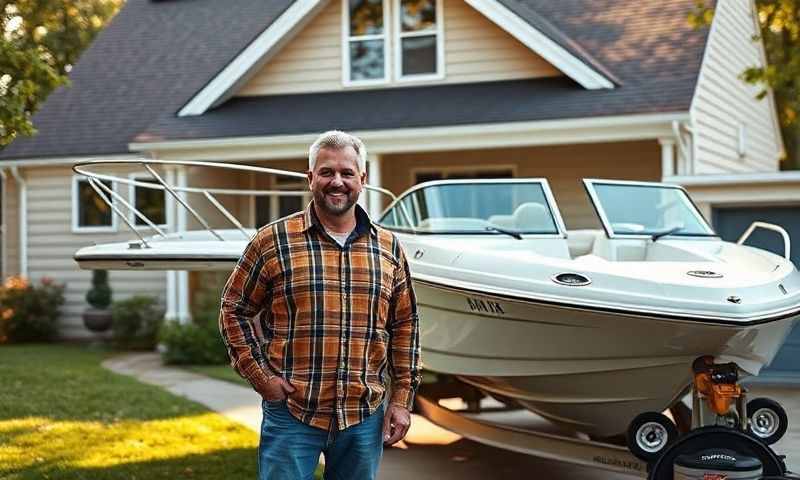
[659,138,676,179]
[176,166,191,324]
[367,153,382,219]
[164,166,178,322]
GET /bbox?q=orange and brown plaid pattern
[219,203,420,431]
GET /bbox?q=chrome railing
[72,159,404,248]
[737,221,792,260]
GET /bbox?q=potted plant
[83,270,113,332]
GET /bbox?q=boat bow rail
[72,159,402,252]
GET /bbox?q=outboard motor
[673,448,762,480]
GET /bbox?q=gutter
[9,167,27,278]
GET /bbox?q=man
[219,130,421,480]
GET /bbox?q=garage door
[713,206,800,382]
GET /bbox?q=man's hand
[260,377,295,401]
[382,404,411,446]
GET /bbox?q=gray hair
[308,130,367,172]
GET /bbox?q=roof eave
[131,111,689,160]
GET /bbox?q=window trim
[127,172,168,230]
[341,0,392,87]
[393,0,445,82]
[71,175,118,234]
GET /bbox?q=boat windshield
[379,181,561,235]
[584,180,715,237]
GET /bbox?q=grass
[0,344,259,479]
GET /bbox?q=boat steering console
[626,356,796,480]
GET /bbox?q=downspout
[9,167,27,278]
[0,169,6,279]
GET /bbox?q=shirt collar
[302,201,378,238]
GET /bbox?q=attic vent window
[343,0,443,86]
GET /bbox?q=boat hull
[415,279,798,437]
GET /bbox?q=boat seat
[566,230,602,258]
[417,217,489,231]
[487,214,516,229]
[512,202,553,232]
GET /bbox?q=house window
[343,0,443,85]
[255,176,309,227]
[129,175,167,227]
[72,176,116,232]
[346,0,389,83]
[396,0,441,79]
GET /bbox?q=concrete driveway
[104,354,799,479]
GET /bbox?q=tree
[0,0,123,147]
[691,0,800,169]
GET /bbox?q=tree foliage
[690,0,800,169]
[0,0,123,147]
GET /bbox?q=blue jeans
[258,399,384,480]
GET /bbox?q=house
[1,0,798,379]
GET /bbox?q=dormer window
[343,0,443,86]
[346,0,390,84]
[397,0,441,79]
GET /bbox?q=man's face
[308,146,366,217]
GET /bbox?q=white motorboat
[73,161,800,440]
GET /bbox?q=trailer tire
[626,412,678,462]
[747,397,788,445]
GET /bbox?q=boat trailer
[417,357,798,479]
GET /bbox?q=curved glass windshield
[379,182,560,234]
[587,182,714,237]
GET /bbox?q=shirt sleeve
[387,243,422,410]
[218,230,275,395]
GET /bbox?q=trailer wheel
[648,426,785,480]
[747,397,788,445]
[626,412,678,462]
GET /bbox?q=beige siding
[691,0,782,174]
[3,175,20,277]
[237,0,561,96]
[381,141,662,230]
[23,166,167,339]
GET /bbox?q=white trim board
[0,153,145,167]
[463,0,614,90]
[179,0,614,117]
[131,111,688,161]
[667,171,800,186]
[179,0,330,117]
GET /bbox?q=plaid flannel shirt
[219,203,421,431]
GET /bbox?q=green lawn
[0,344,259,479]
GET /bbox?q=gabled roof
[0,0,711,161]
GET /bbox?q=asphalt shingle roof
[1,0,294,160]
[1,0,710,160]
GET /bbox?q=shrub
[159,276,229,365]
[85,270,112,309]
[0,276,65,343]
[159,320,229,365]
[111,296,163,350]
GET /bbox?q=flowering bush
[0,276,65,343]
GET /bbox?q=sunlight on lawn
[0,413,256,471]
